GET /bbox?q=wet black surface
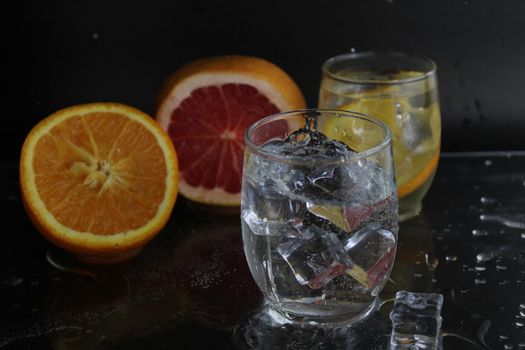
[1,152,525,349]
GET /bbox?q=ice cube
[242,210,301,237]
[343,225,397,289]
[401,110,433,152]
[390,291,444,350]
[277,225,352,289]
[242,181,305,237]
[329,160,392,205]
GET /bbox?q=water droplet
[498,280,510,287]
[480,214,525,229]
[521,233,525,239]
[504,344,514,349]
[496,265,507,271]
[2,277,23,286]
[425,253,439,271]
[475,266,486,271]
[460,289,470,294]
[520,304,525,310]
[520,310,525,317]
[472,229,488,237]
[474,278,486,285]
[92,32,99,40]
[480,197,497,204]
[500,335,509,340]
[446,255,458,262]
[518,342,525,349]
[516,320,524,327]
[477,252,495,262]
[350,47,357,53]
[414,273,423,278]
[432,278,438,283]
[484,160,493,166]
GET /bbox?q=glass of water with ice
[241,109,399,325]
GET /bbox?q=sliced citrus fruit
[156,55,306,206]
[20,103,179,263]
[333,97,440,199]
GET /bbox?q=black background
[2,0,525,162]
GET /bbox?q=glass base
[266,298,379,327]
[233,298,390,349]
[399,202,422,222]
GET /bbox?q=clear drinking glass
[241,109,399,325]
[319,52,441,221]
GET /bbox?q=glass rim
[321,51,437,85]
[244,108,392,164]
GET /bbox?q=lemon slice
[325,94,439,199]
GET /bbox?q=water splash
[476,319,490,349]
[480,214,525,229]
[2,277,23,286]
[476,252,495,262]
[480,197,497,204]
[474,278,486,285]
[472,229,488,237]
[46,251,97,282]
[425,253,439,271]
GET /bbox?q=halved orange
[156,55,306,206]
[20,103,179,263]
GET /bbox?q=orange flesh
[32,112,167,235]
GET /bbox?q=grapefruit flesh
[156,56,306,206]
[169,83,279,195]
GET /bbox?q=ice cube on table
[390,291,444,350]
[343,225,397,289]
[277,226,352,289]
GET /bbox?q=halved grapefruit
[156,55,306,206]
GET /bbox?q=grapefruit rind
[20,103,179,258]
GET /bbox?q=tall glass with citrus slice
[319,52,441,221]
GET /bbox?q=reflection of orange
[397,150,439,198]
[20,103,179,263]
